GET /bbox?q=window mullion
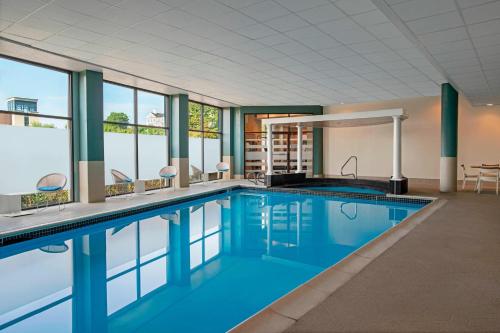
[134,89,139,180]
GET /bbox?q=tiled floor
[284,186,500,332]
[0,180,262,239]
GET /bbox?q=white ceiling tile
[256,33,290,46]
[418,27,468,45]
[285,26,340,50]
[290,51,326,63]
[326,26,375,44]
[235,23,276,39]
[468,19,500,38]
[462,0,500,24]
[352,10,388,26]
[264,14,309,32]
[389,0,456,21]
[317,17,358,33]
[50,25,100,42]
[368,22,404,39]
[296,4,345,24]
[273,0,328,12]
[319,46,358,59]
[380,36,415,50]
[406,11,464,35]
[58,0,111,17]
[239,1,290,21]
[334,0,377,15]
[3,23,53,40]
[272,40,311,54]
[456,0,493,9]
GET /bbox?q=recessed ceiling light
[486,103,493,106]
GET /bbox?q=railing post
[296,125,303,173]
[266,124,273,176]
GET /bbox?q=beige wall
[323,96,500,180]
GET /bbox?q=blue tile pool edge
[228,197,444,333]
[0,185,435,247]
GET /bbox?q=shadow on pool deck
[285,185,500,332]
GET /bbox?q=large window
[103,82,169,194]
[244,114,314,177]
[188,102,222,183]
[0,57,72,208]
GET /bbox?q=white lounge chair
[477,167,499,195]
[110,169,133,197]
[190,165,203,183]
[36,173,67,211]
[216,162,230,180]
[460,164,478,190]
[159,166,177,189]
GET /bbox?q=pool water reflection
[0,190,424,333]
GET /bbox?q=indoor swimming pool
[0,189,426,333]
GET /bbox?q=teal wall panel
[313,128,323,176]
[78,70,104,162]
[441,83,458,157]
[170,94,189,159]
[223,107,235,156]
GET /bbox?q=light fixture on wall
[486,103,493,106]
[340,101,345,105]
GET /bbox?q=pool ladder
[341,155,358,179]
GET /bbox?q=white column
[266,124,273,175]
[392,116,402,180]
[296,125,303,173]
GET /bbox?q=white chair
[36,173,67,211]
[159,166,177,189]
[110,169,133,197]
[190,165,203,183]
[216,162,230,180]
[477,167,499,195]
[460,164,478,190]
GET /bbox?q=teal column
[440,83,458,192]
[170,94,189,187]
[168,208,191,285]
[78,70,105,202]
[72,232,108,333]
[222,107,235,179]
[313,128,323,177]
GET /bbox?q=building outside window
[188,101,222,183]
[103,82,169,195]
[0,57,72,209]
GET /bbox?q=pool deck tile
[285,187,500,333]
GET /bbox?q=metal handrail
[341,155,358,179]
[340,202,357,221]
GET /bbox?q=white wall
[323,96,500,180]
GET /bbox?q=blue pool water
[0,190,424,333]
[303,186,385,195]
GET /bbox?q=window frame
[188,101,223,182]
[0,55,74,208]
[103,81,170,189]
